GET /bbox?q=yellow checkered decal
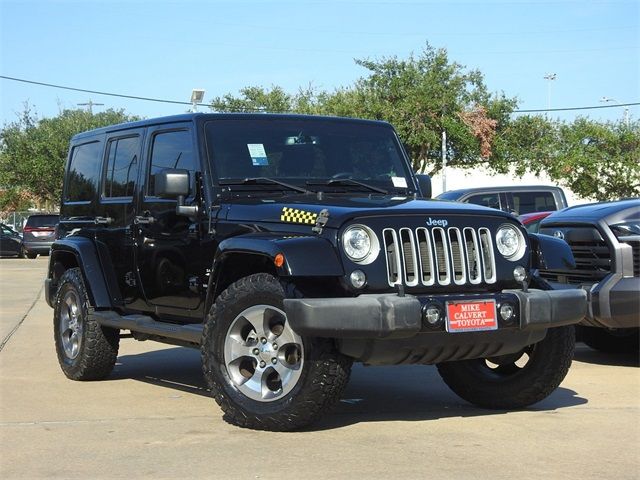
[280,207,318,225]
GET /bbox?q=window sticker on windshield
[392,176,407,188]
[247,144,269,166]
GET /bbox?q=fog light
[513,266,527,283]
[422,303,443,327]
[500,303,515,322]
[350,270,366,289]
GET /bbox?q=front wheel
[578,326,639,353]
[202,273,352,431]
[437,326,575,409]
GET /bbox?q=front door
[135,123,205,320]
[95,129,144,309]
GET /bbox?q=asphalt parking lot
[1,257,638,479]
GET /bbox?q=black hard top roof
[542,198,640,223]
[71,113,393,141]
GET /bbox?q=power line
[1,74,638,114]
[0,75,200,108]
[514,103,639,113]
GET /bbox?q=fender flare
[528,233,576,271]
[206,233,345,304]
[49,238,112,309]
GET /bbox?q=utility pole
[77,99,104,114]
[543,73,557,111]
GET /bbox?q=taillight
[23,226,55,233]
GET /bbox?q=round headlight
[342,225,379,264]
[495,224,526,260]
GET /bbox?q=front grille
[539,226,612,284]
[621,239,640,277]
[382,227,496,287]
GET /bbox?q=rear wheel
[17,246,26,258]
[579,326,639,353]
[26,251,37,259]
[437,325,575,409]
[53,268,119,380]
[202,273,352,431]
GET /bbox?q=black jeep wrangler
[46,113,587,431]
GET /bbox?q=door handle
[95,216,113,225]
[134,215,156,225]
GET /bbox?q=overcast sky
[1,0,638,124]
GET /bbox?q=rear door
[135,123,205,319]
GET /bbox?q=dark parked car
[539,199,640,352]
[23,214,59,258]
[45,113,586,431]
[0,222,25,257]
[519,211,553,233]
[437,186,567,216]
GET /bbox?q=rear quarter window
[512,191,556,215]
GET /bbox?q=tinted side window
[467,193,500,210]
[103,136,139,198]
[148,130,196,196]
[512,192,556,215]
[65,141,102,202]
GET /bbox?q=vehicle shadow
[573,343,639,368]
[112,346,587,430]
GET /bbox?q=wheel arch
[48,239,112,309]
[205,234,344,313]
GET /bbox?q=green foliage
[0,106,139,207]
[210,85,326,114]
[210,44,517,175]
[496,116,640,201]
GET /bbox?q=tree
[0,106,139,208]
[209,44,517,175]
[210,84,325,114]
[495,116,639,201]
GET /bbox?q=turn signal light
[274,253,285,268]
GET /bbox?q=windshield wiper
[307,178,388,195]
[220,177,312,194]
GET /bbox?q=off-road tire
[53,268,119,380]
[579,326,639,353]
[202,273,352,431]
[437,325,575,409]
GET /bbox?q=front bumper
[284,288,587,340]
[582,274,640,329]
[23,240,54,254]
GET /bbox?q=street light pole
[543,73,557,111]
[600,96,630,127]
[441,129,447,192]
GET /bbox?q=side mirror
[155,169,190,198]
[154,169,198,218]
[415,174,432,199]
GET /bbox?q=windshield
[204,118,414,193]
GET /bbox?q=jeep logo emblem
[426,217,448,228]
[553,230,565,240]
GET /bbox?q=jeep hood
[222,195,514,228]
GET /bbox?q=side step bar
[93,311,203,344]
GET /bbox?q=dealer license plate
[446,300,498,333]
